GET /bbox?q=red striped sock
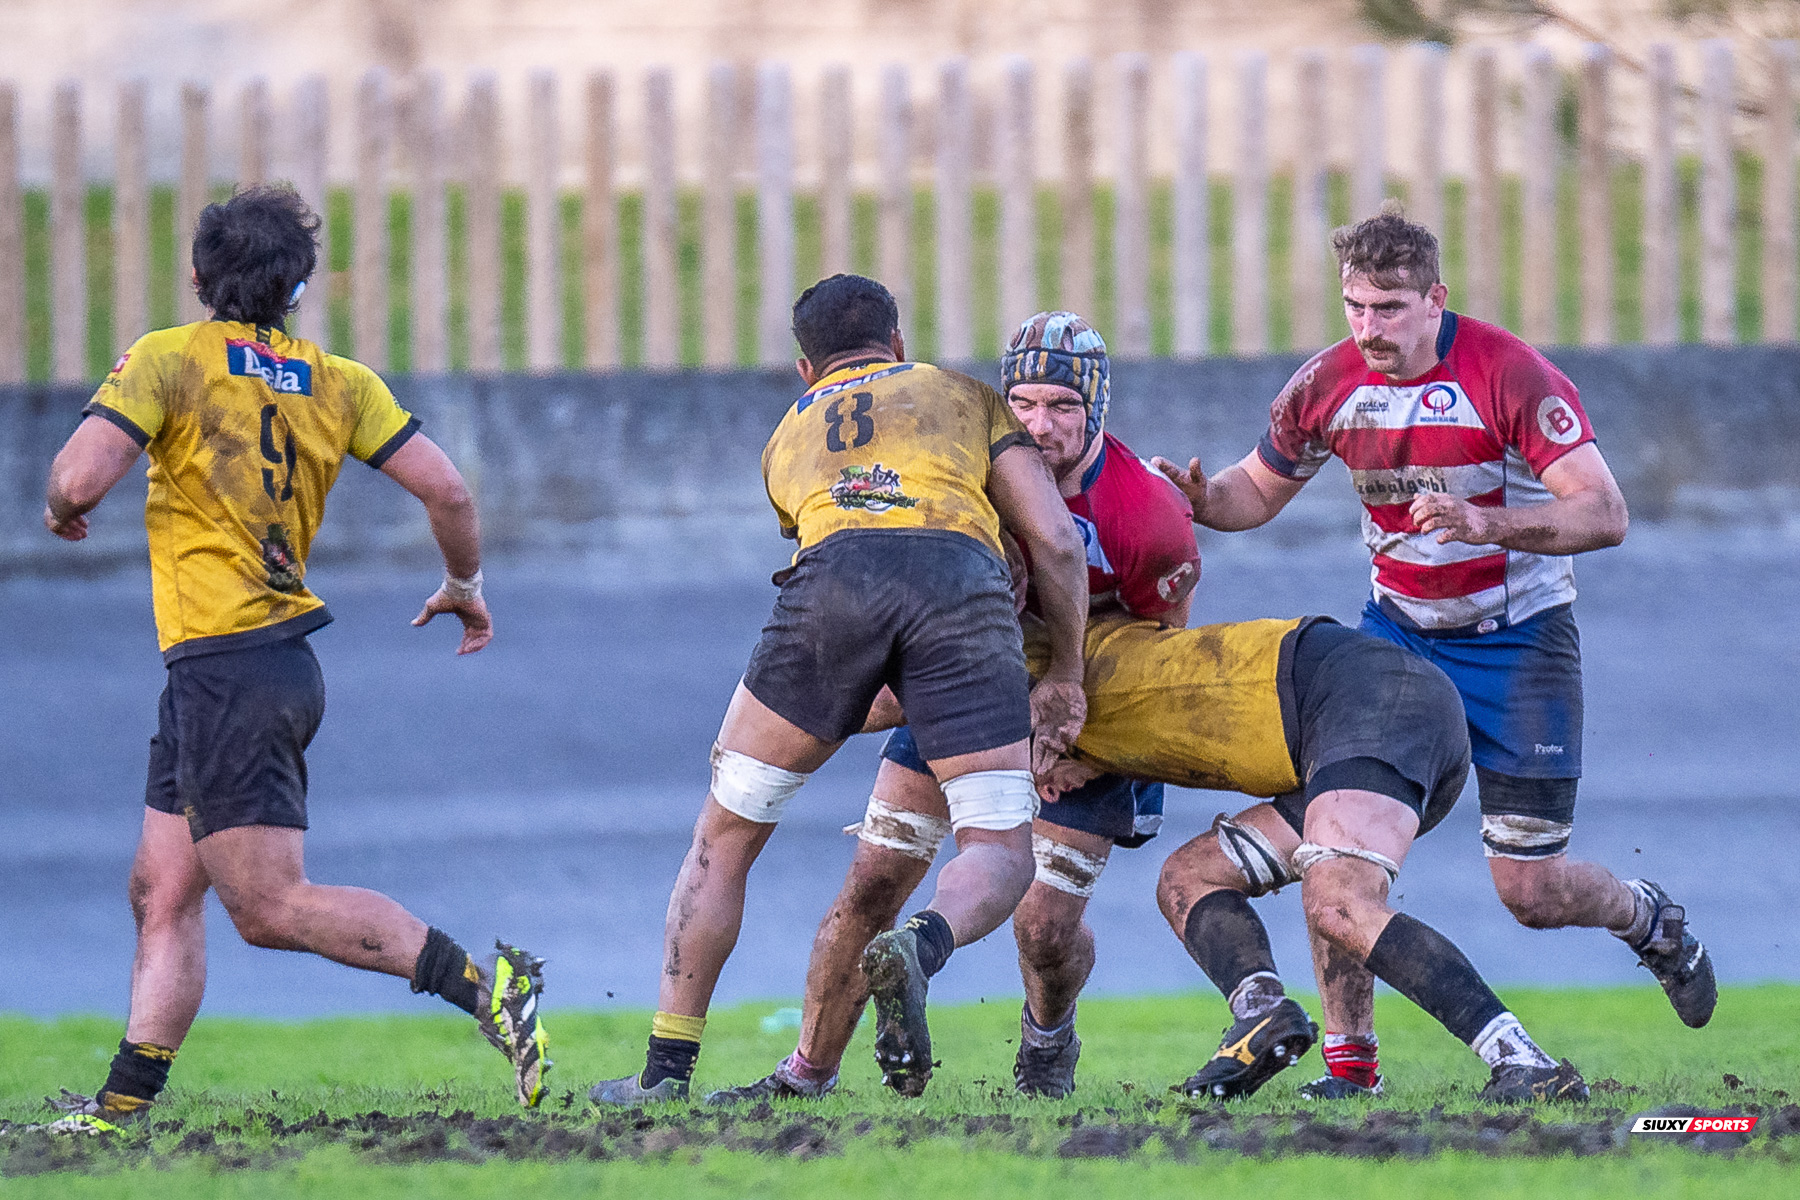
[1321,1034,1379,1089]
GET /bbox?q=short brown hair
[1331,205,1440,295]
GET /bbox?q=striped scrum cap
[1000,311,1110,447]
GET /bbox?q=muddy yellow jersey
[761,360,1035,560]
[1026,615,1306,796]
[84,321,419,662]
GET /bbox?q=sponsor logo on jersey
[1630,1115,1756,1134]
[1419,382,1459,415]
[110,352,131,375]
[1332,381,1483,432]
[260,523,304,593]
[229,340,313,395]
[1537,395,1581,445]
[1070,513,1114,573]
[1156,560,1197,604]
[829,464,918,513]
[798,362,914,411]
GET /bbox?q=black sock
[1182,890,1279,998]
[904,909,956,978]
[1363,913,1507,1045]
[410,926,480,1016]
[99,1039,176,1106]
[641,1036,702,1088]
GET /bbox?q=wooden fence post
[1413,43,1446,242]
[410,72,448,374]
[644,66,678,368]
[1699,39,1737,344]
[702,61,737,367]
[1519,45,1556,344]
[584,70,618,369]
[1578,45,1613,346]
[1350,44,1386,219]
[999,55,1036,335]
[115,81,149,350]
[526,70,561,372]
[1172,51,1208,358]
[935,58,972,360]
[51,82,86,382]
[465,74,502,372]
[1643,43,1679,346]
[757,61,795,366]
[240,77,271,186]
[1114,52,1151,356]
[820,64,853,279]
[1292,49,1327,351]
[879,65,913,328]
[178,83,210,325]
[0,84,18,382]
[354,69,391,370]
[1061,58,1095,323]
[1466,47,1499,324]
[290,77,329,348]
[1764,41,1798,343]
[1233,51,1268,356]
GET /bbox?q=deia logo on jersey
[829,464,918,513]
[228,340,313,395]
[1418,383,1460,418]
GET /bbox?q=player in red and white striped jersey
[1155,209,1715,1099]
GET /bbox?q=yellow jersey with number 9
[84,321,420,662]
[761,360,1034,560]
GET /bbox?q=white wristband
[442,569,483,603]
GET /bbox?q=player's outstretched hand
[1409,491,1495,546]
[1028,678,1087,778]
[413,587,494,655]
[1151,455,1208,516]
[43,505,89,541]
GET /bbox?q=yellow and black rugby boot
[40,1089,152,1134]
[1477,1058,1589,1104]
[476,942,551,1107]
[862,928,934,1098]
[1175,998,1318,1100]
[1625,880,1717,1029]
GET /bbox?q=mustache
[1358,338,1401,355]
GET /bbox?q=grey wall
[7,344,1799,575]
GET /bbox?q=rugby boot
[1174,998,1318,1100]
[1477,1058,1590,1104]
[42,1089,150,1134]
[862,928,934,1098]
[475,941,552,1107]
[704,1062,838,1106]
[1298,1073,1384,1100]
[1013,1009,1081,1099]
[1625,880,1717,1029]
[589,1072,689,1105]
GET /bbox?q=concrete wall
[7,344,1799,577]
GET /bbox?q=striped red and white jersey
[1257,312,1594,631]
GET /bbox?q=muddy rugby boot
[476,942,552,1107]
[1014,1010,1082,1099]
[704,1062,838,1106]
[589,1072,689,1105]
[1175,998,1318,1100]
[862,928,934,1098]
[1625,880,1716,1029]
[1477,1059,1589,1104]
[1298,1073,1384,1100]
[39,1089,150,1135]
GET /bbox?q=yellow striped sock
[651,1011,707,1043]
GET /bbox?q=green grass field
[3,984,1795,1196]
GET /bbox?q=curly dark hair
[192,186,320,328]
[791,274,900,366]
[1331,204,1440,295]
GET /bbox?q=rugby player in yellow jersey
[710,310,1590,1106]
[589,274,1090,1104]
[40,187,548,1126]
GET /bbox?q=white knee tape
[709,743,808,825]
[844,795,951,862]
[942,769,1038,832]
[1480,813,1573,860]
[1031,833,1109,898]
[1292,842,1401,883]
[1211,813,1300,898]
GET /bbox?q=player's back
[86,320,419,658]
[761,360,1033,562]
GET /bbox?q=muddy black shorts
[744,529,1031,761]
[1271,620,1471,838]
[145,635,326,842]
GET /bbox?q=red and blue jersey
[1258,312,1594,632]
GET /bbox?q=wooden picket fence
[0,38,1795,384]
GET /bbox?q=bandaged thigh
[1031,833,1109,898]
[1479,813,1573,860]
[844,795,951,862]
[1292,842,1401,884]
[941,769,1038,832]
[709,743,809,824]
[1211,813,1300,897]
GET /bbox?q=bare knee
[128,865,205,932]
[838,846,929,926]
[218,888,300,950]
[1014,900,1087,974]
[1156,837,1240,931]
[1492,861,1575,929]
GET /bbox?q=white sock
[1470,1011,1555,1070]
[1021,1003,1076,1049]
[1611,880,1655,947]
[1227,971,1287,1021]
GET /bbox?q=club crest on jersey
[830,464,918,513]
[228,340,313,395]
[1419,383,1459,415]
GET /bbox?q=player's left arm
[379,434,494,655]
[44,416,144,542]
[1411,441,1628,555]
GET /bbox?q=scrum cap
[1000,310,1111,450]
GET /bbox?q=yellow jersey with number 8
[84,321,419,662]
[761,360,1034,560]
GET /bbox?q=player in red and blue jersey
[1156,209,1715,1098]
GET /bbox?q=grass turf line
[1,984,1796,1194]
